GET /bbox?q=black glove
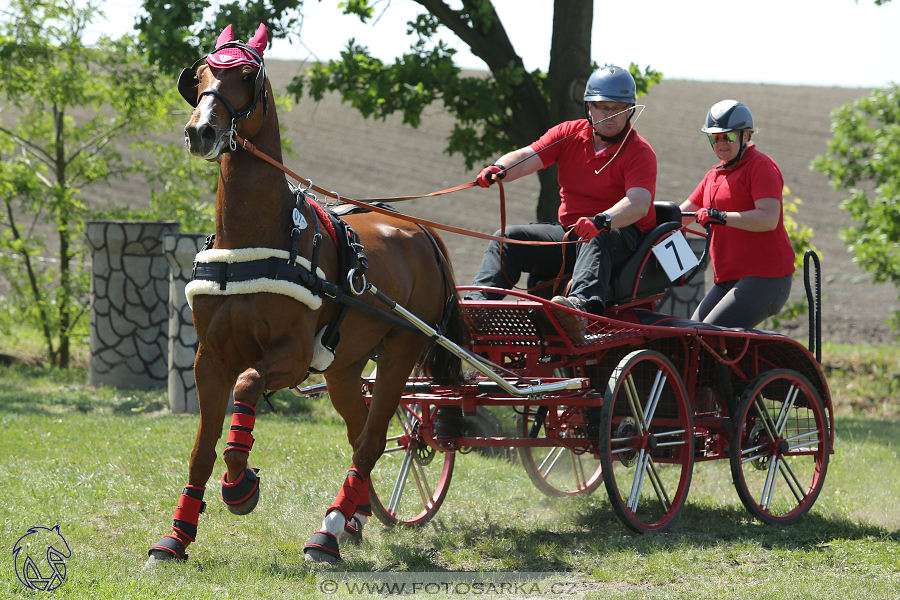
[696,207,727,227]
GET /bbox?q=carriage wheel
[599,350,694,533]
[369,403,455,526]
[730,369,828,525]
[516,406,603,497]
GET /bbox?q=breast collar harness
[188,188,448,373]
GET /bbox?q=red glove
[573,213,611,240]
[573,216,601,240]
[477,164,506,188]
[696,207,727,227]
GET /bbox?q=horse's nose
[184,123,218,153]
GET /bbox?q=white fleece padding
[185,247,328,311]
[310,327,335,372]
[321,510,346,538]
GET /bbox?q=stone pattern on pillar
[656,237,708,319]
[164,233,208,413]
[86,221,179,389]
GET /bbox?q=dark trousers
[466,222,642,309]
[692,274,793,329]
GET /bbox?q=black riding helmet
[583,66,636,143]
[702,99,754,169]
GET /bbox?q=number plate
[651,230,699,281]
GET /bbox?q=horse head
[181,23,271,160]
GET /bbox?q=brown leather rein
[233,134,583,247]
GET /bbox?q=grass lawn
[0,342,898,599]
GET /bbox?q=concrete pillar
[164,233,209,413]
[86,221,179,389]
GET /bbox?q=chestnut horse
[145,24,468,567]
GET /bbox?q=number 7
[664,240,683,270]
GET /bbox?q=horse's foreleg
[146,347,235,568]
[303,359,373,563]
[219,366,266,515]
[304,343,424,564]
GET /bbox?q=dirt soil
[79,60,898,347]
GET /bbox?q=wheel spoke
[646,457,671,511]
[388,449,413,515]
[625,374,647,434]
[569,451,587,490]
[410,456,435,510]
[643,370,666,424]
[538,446,566,475]
[627,450,649,512]
[774,385,799,435]
[753,396,778,440]
[780,459,806,503]
[762,456,781,510]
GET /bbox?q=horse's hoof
[143,549,178,570]
[222,468,260,515]
[303,531,341,563]
[338,516,363,546]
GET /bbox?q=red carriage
[298,202,831,535]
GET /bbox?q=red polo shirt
[530,120,658,231]
[688,145,796,282]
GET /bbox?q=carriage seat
[607,200,683,306]
[526,201,685,305]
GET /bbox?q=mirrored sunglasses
[708,132,737,146]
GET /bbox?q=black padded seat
[607,201,683,304]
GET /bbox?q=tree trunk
[548,0,593,124]
[537,0,593,221]
[536,166,560,223]
[54,105,70,369]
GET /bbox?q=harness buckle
[228,120,238,151]
[348,269,367,296]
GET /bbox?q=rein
[233,134,583,247]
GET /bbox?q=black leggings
[692,275,793,329]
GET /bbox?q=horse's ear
[215,24,235,48]
[248,23,267,56]
[177,67,200,107]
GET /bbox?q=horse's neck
[215,111,293,250]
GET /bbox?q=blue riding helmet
[583,66,637,104]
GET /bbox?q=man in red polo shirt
[466,66,657,341]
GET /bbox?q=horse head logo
[12,525,71,591]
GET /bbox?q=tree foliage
[813,85,900,333]
[0,0,215,366]
[137,0,662,222]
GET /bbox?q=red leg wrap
[172,485,206,542]
[224,401,256,456]
[327,469,370,522]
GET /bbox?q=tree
[137,0,662,222]
[813,85,900,333]
[0,0,212,366]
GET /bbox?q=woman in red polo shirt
[680,100,795,329]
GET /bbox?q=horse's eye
[243,72,255,83]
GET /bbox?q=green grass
[1,345,899,599]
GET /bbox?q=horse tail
[419,228,471,387]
